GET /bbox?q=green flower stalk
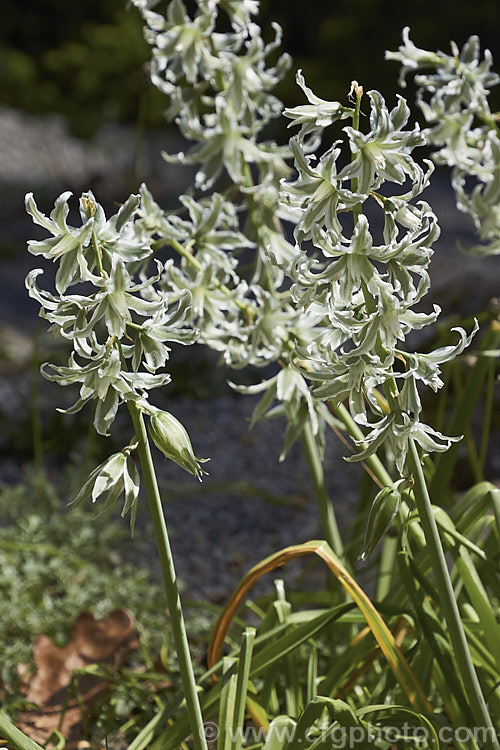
[277,69,498,744]
[25,189,208,750]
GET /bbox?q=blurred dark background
[2,0,500,139]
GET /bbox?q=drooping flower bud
[149,410,209,481]
[359,481,405,561]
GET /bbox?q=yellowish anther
[81,195,97,218]
[243,306,255,325]
[349,80,364,102]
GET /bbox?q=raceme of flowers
[387,28,500,256]
[26,189,208,522]
[124,0,478,475]
[130,0,303,365]
[128,0,327,458]
[27,0,480,491]
[131,0,291,191]
[276,73,476,474]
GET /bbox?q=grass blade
[233,628,256,750]
[0,713,44,750]
[454,547,500,671]
[430,320,500,500]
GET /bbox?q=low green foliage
[0,472,192,738]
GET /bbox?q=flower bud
[149,410,209,481]
[359,483,402,561]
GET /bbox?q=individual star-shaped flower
[340,91,425,195]
[283,69,353,139]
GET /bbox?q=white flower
[283,70,353,139]
[70,450,141,530]
[339,92,424,195]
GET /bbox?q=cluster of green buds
[26,188,209,523]
[387,29,500,257]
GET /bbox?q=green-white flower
[283,69,353,139]
[387,29,500,256]
[71,450,141,530]
[339,92,424,195]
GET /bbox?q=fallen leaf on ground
[16,609,139,746]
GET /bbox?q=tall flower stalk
[25,191,208,749]
[278,71,498,745]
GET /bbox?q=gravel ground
[0,365,363,602]
[129,392,363,602]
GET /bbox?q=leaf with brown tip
[208,540,430,713]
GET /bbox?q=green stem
[408,438,500,750]
[435,361,451,433]
[464,424,482,484]
[376,535,398,601]
[127,401,207,750]
[91,228,104,276]
[479,356,496,476]
[330,401,401,593]
[0,712,44,750]
[350,82,363,225]
[240,160,275,292]
[331,401,393,488]
[301,421,343,557]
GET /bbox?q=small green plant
[7,2,500,749]
[0,472,205,743]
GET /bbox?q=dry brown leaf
[17,609,139,746]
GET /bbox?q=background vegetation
[3,0,500,138]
